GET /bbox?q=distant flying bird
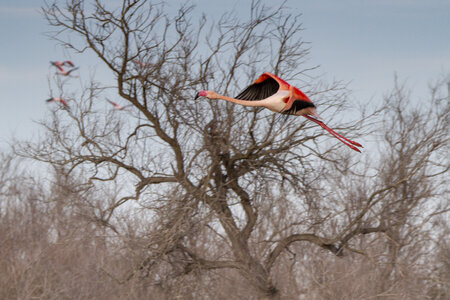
[46,97,69,108]
[55,66,79,77]
[50,60,75,69]
[50,61,78,76]
[107,99,130,110]
[195,72,363,152]
[132,60,151,68]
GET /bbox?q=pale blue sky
[1,0,449,148]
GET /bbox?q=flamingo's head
[195,90,209,99]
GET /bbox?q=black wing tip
[235,77,279,101]
[282,100,316,115]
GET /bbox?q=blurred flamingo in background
[50,61,78,77]
[46,97,69,108]
[132,59,151,68]
[107,99,131,111]
[50,60,75,68]
[195,72,363,152]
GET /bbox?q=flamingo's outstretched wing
[235,73,288,101]
[59,99,69,107]
[50,61,62,67]
[64,60,75,67]
[107,99,117,106]
[55,64,65,72]
[66,67,79,75]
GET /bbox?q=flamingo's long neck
[214,94,267,108]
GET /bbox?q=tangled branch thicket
[1,1,449,299]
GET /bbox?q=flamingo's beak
[195,92,200,100]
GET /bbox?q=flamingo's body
[107,99,130,111]
[46,97,69,108]
[195,72,362,152]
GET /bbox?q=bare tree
[7,0,448,298]
[280,78,449,299]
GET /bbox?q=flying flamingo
[195,72,363,152]
[50,60,75,68]
[132,59,151,68]
[46,97,69,108]
[106,99,131,111]
[55,66,79,77]
[50,61,79,76]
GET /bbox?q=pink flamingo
[50,61,78,76]
[46,97,69,108]
[132,60,151,68]
[195,72,363,152]
[50,60,75,68]
[107,99,131,111]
